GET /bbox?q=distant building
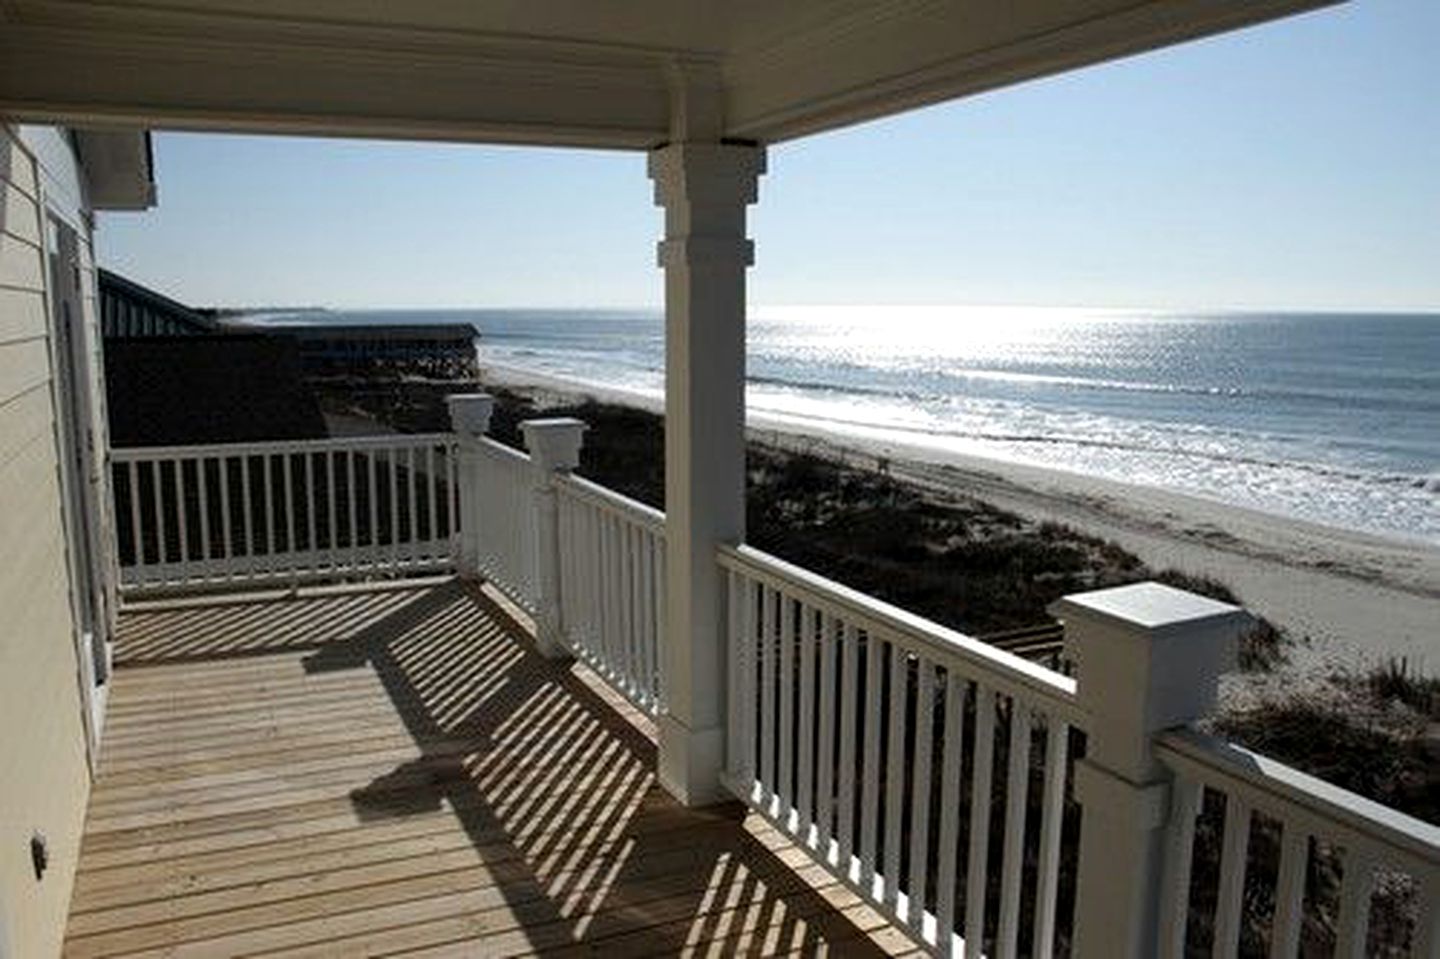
[104,335,326,446]
[98,272,479,382]
[279,324,479,380]
[97,273,479,443]
[98,268,218,338]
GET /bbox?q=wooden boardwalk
[65,580,917,957]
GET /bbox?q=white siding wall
[19,122,114,649]
[0,125,93,959]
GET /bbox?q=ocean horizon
[247,306,1440,546]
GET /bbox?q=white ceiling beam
[0,21,673,148]
[0,0,1342,149]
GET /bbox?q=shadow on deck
[65,580,916,956]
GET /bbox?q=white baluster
[1032,715,1070,959]
[883,642,907,912]
[997,700,1033,959]
[197,457,211,575]
[936,671,967,957]
[860,632,884,895]
[907,656,935,934]
[815,614,838,860]
[1334,846,1376,959]
[1212,795,1253,957]
[965,684,996,959]
[779,592,796,825]
[1267,821,1308,959]
[797,603,817,843]
[836,621,860,876]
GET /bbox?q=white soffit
[0,0,1341,148]
[74,128,155,209]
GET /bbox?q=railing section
[464,437,540,610]
[555,474,666,714]
[112,434,457,594]
[459,422,1440,958]
[1154,729,1439,959]
[719,543,1086,958]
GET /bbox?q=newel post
[521,418,585,661]
[446,393,495,576]
[1051,582,1249,959]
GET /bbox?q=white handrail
[718,542,1083,724]
[111,432,453,461]
[555,473,665,534]
[474,434,530,467]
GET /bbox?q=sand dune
[485,363,1440,676]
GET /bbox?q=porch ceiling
[1,0,1337,148]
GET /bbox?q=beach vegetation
[354,381,1292,666]
[1151,569,1287,671]
[1214,695,1436,824]
[1203,662,1438,953]
[1364,656,1440,718]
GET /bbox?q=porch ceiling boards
[64,581,916,957]
[1,0,1337,147]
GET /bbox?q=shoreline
[769,426,1440,677]
[484,362,1440,674]
[482,364,1439,546]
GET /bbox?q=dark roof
[98,269,219,335]
[278,324,478,342]
[105,335,326,446]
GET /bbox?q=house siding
[18,121,116,652]
[0,125,93,959]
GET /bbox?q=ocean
[251,307,1440,545]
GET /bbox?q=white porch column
[446,392,495,576]
[1051,582,1249,959]
[521,417,586,661]
[649,141,765,806]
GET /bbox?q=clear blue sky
[96,0,1438,312]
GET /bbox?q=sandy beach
[483,363,1440,679]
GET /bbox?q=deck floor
[65,580,915,957]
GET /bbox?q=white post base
[655,714,727,807]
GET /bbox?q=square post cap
[1049,581,1250,643]
[447,393,494,437]
[1052,582,1251,760]
[521,418,587,473]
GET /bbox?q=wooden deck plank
[73,786,678,915]
[64,583,918,957]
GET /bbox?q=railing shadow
[112,584,439,665]
[288,579,895,954]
